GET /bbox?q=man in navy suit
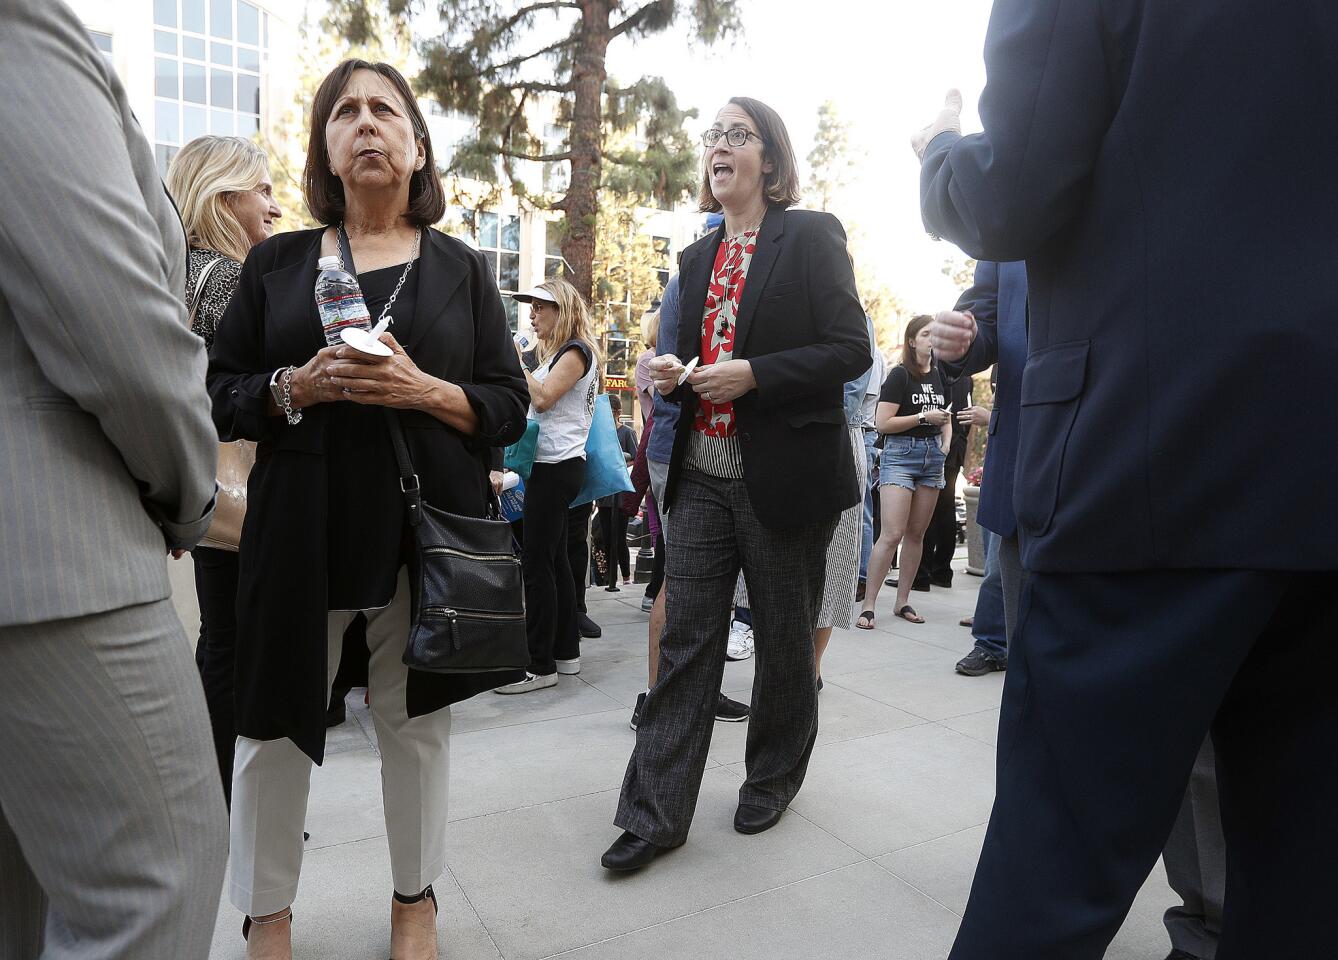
[915,2,1337,957]
[936,261,1029,674]
[937,264,1227,960]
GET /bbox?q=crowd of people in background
[2,3,1333,960]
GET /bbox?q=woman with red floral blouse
[602,97,872,871]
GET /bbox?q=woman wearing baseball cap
[494,279,604,694]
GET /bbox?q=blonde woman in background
[496,278,604,694]
[635,307,660,428]
[165,135,281,806]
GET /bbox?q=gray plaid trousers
[615,471,837,846]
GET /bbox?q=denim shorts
[879,435,947,491]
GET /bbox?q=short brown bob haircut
[699,96,801,213]
[303,59,445,227]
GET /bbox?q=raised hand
[929,309,977,362]
[912,89,964,160]
[649,354,686,396]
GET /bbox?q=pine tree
[806,100,854,213]
[344,0,742,301]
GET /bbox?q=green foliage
[323,0,416,49]
[942,255,978,292]
[806,101,853,213]
[348,0,740,300]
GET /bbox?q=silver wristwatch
[269,366,303,426]
[917,411,928,427]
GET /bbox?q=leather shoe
[734,803,783,834]
[600,830,678,871]
[577,612,602,639]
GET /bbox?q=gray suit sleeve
[0,2,217,549]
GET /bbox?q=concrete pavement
[189,557,1176,960]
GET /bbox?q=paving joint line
[535,857,884,960]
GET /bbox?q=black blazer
[207,227,528,764]
[921,0,1338,573]
[665,206,871,529]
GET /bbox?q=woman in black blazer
[207,60,526,959]
[602,97,871,871]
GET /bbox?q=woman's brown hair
[901,314,935,376]
[698,97,801,213]
[303,59,445,227]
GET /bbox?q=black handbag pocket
[1014,340,1089,538]
[417,606,527,672]
[404,518,529,674]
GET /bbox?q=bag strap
[382,410,424,528]
[381,402,507,526]
[336,224,356,276]
[187,256,225,327]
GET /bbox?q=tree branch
[487,2,581,45]
[456,35,578,81]
[498,148,574,162]
[509,79,577,94]
[609,1,670,40]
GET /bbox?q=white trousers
[227,570,452,916]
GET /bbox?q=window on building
[89,31,114,61]
[152,1,264,177]
[477,211,522,329]
[605,334,630,378]
[542,123,569,193]
[544,221,566,279]
[448,208,522,330]
[652,235,671,290]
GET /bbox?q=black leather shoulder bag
[383,398,528,673]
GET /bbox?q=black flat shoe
[577,612,602,638]
[734,803,783,834]
[601,830,678,871]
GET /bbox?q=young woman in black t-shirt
[857,315,951,627]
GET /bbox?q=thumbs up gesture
[912,89,964,161]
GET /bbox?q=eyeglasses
[701,127,763,149]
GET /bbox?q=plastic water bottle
[314,255,371,347]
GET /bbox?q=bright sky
[603,0,995,311]
[409,0,997,310]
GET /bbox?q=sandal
[855,610,875,630]
[389,885,438,960]
[894,604,925,624]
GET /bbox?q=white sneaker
[494,672,558,694]
[726,620,754,661]
[555,657,581,675]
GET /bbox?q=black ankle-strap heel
[241,908,292,941]
[388,886,438,959]
[392,884,438,913]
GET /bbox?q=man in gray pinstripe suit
[0,2,227,957]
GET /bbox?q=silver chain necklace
[337,224,421,331]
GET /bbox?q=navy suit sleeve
[919,0,1117,260]
[748,213,871,407]
[940,259,1000,382]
